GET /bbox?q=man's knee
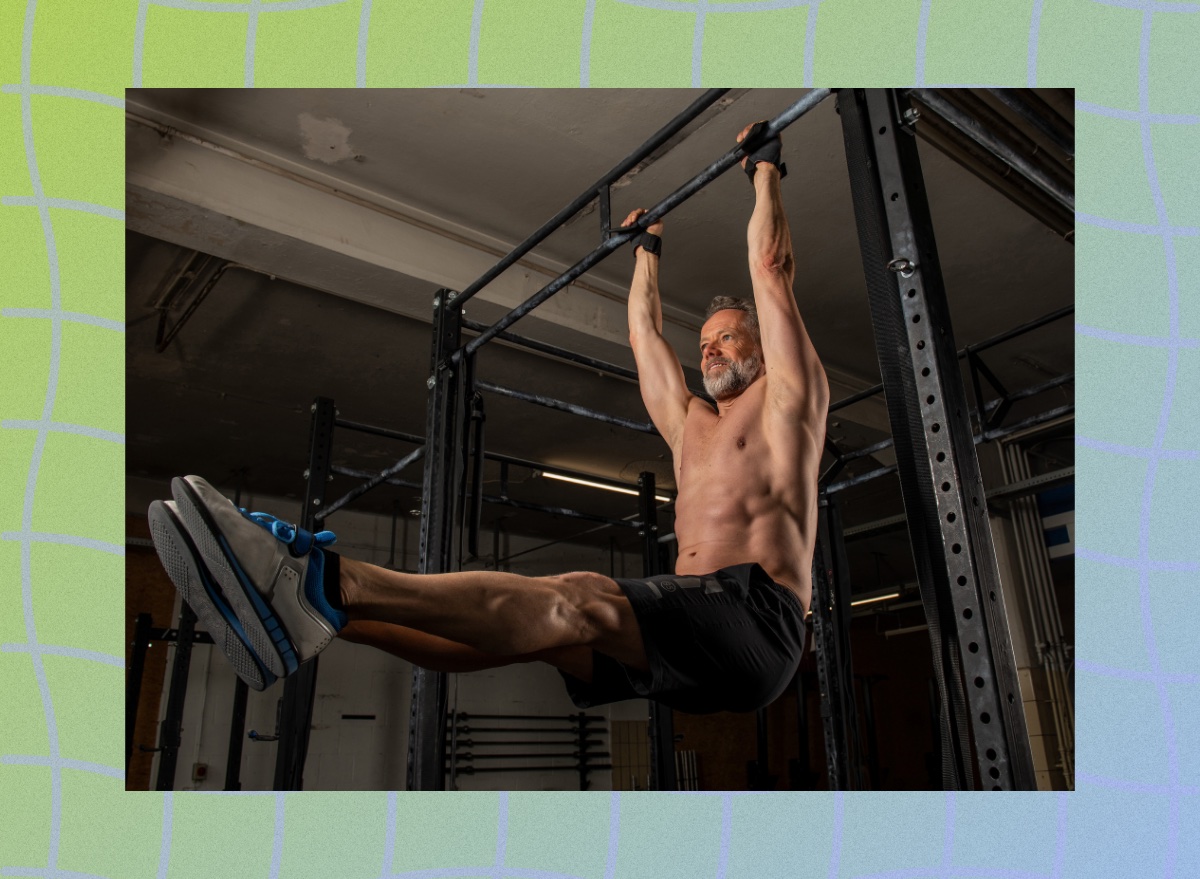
[545,571,627,644]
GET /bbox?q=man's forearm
[747,165,794,278]
[628,250,664,337]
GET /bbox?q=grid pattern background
[1,1,1196,876]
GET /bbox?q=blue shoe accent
[195,548,277,688]
[219,533,301,676]
[303,547,348,632]
[240,509,346,632]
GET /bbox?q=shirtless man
[147,122,828,715]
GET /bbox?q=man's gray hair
[705,296,760,340]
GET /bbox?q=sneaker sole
[147,500,275,691]
[171,477,298,679]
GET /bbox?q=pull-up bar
[451,89,730,311]
[454,88,834,364]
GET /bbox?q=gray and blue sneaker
[147,499,276,691]
[168,475,347,683]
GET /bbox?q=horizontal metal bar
[453,712,606,721]
[482,494,638,529]
[449,765,614,775]
[452,89,730,309]
[477,380,658,435]
[330,465,419,491]
[986,89,1074,159]
[841,469,1073,539]
[486,450,659,496]
[828,382,885,413]
[449,739,607,748]
[983,372,1074,413]
[334,418,422,445]
[839,436,895,464]
[843,513,908,539]
[461,319,710,399]
[147,627,215,645]
[462,318,640,382]
[453,752,610,761]
[829,305,1073,412]
[907,88,1074,212]
[329,429,655,497]
[986,465,1074,503]
[825,464,898,495]
[316,447,426,520]
[451,725,591,734]
[831,371,1072,473]
[965,304,1073,355]
[980,403,1074,443]
[458,89,833,360]
[327,466,641,527]
[826,404,1075,495]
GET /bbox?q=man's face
[699,309,764,400]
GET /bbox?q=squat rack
[412,87,1066,791]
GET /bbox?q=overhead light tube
[850,591,901,607]
[541,471,670,503]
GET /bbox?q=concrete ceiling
[125,88,1074,559]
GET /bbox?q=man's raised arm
[739,124,829,424]
[623,208,692,455]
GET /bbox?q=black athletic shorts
[558,562,807,714]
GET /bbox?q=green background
[2,0,1196,876]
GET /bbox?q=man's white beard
[703,352,762,400]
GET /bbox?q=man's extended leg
[162,475,646,687]
[339,620,595,680]
[339,558,648,672]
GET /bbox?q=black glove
[741,121,787,184]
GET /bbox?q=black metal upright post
[154,603,197,790]
[126,612,153,774]
[837,88,1035,790]
[408,289,467,790]
[639,472,676,791]
[810,494,861,790]
[223,679,249,790]
[273,396,337,790]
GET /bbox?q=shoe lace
[241,509,337,555]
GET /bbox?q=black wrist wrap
[742,121,788,183]
[633,232,662,258]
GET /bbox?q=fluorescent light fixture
[542,471,670,503]
[850,591,901,607]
